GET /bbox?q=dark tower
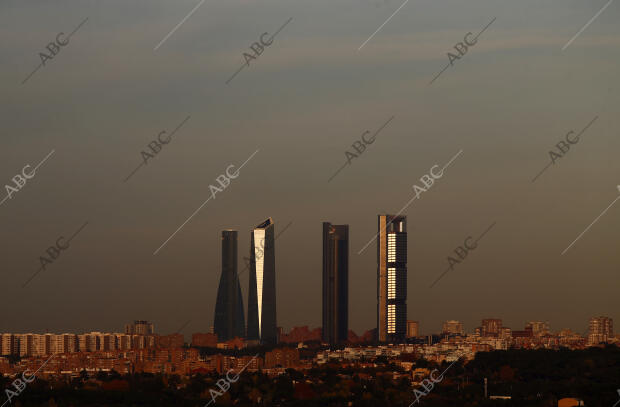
[214,230,245,341]
[322,222,349,346]
[377,215,407,343]
[247,218,277,345]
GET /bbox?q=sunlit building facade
[247,218,278,345]
[478,319,503,337]
[443,320,464,335]
[526,321,550,337]
[406,321,419,338]
[588,316,613,345]
[125,321,154,335]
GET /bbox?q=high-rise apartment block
[588,316,613,345]
[214,230,245,341]
[1,333,116,356]
[0,332,168,356]
[125,320,154,335]
[1,334,18,356]
[443,320,464,335]
[406,321,419,338]
[322,222,349,346]
[478,319,503,337]
[247,218,278,345]
[526,321,550,337]
[377,215,407,343]
[499,327,512,339]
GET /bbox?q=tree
[499,365,515,381]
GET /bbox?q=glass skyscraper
[213,230,245,342]
[377,215,407,343]
[322,222,349,346]
[247,218,278,345]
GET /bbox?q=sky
[1,0,619,338]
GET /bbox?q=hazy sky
[1,0,619,338]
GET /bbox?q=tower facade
[247,218,278,345]
[377,215,407,343]
[214,230,245,341]
[322,222,349,346]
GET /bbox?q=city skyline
[1,319,617,406]
[2,1,619,405]
[2,214,618,336]
[1,0,619,341]
[0,315,620,346]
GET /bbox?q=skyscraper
[377,215,407,343]
[214,230,245,342]
[322,222,349,346]
[247,218,278,345]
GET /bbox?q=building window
[388,267,396,299]
[388,234,396,262]
[388,304,396,333]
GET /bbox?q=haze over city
[2,0,619,340]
